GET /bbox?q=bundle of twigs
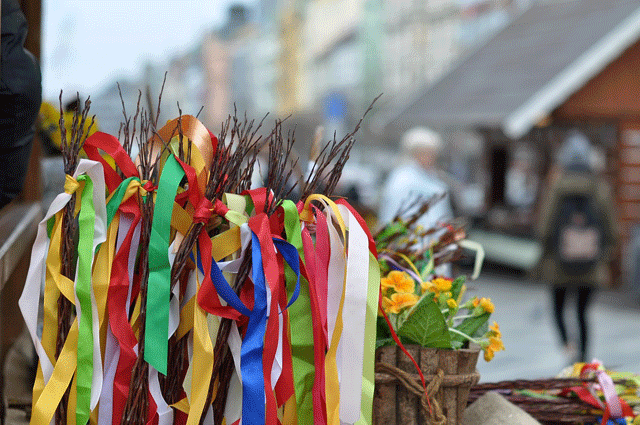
[301,94,380,201]
[204,98,380,422]
[120,107,166,425]
[49,84,379,424]
[468,378,634,424]
[56,93,95,425]
[208,117,299,425]
[374,192,468,273]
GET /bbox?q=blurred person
[536,130,618,363]
[378,126,453,227]
[378,126,454,275]
[0,0,42,209]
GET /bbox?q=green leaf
[376,338,396,350]
[451,340,465,349]
[377,315,392,339]
[471,319,489,339]
[398,296,452,349]
[451,313,490,344]
[450,275,466,301]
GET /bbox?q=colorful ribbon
[21,115,385,425]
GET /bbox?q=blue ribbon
[273,238,301,308]
[241,232,268,425]
[193,238,300,314]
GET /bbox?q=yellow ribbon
[211,226,241,261]
[223,193,249,227]
[31,212,62,414]
[186,266,214,425]
[30,319,79,425]
[64,174,81,195]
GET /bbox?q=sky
[41,0,253,101]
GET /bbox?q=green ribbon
[144,155,184,375]
[281,200,315,419]
[106,176,138,225]
[75,174,96,425]
[355,252,381,425]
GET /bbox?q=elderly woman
[378,127,454,277]
[378,126,453,229]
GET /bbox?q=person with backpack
[536,130,618,363]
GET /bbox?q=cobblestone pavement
[471,269,640,383]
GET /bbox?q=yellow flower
[381,270,415,294]
[432,277,452,293]
[420,280,434,294]
[472,297,480,308]
[446,298,457,309]
[385,292,419,314]
[380,276,394,293]
[489,321,501,338]
[483,333,504,362]
[479,298,495,314]
[381,296,393,312]
[484,347,495,362]
[488,336,504,352]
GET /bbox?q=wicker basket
[373,346,480,425]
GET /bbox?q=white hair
[401,127,442,154]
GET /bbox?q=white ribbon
[337,205,369,424]
[19,159,105,387]
[149,366,174,425]
[325,206,346,355]
[224,321,243,425]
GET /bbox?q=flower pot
[373,346,480,425]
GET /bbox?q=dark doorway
[490,147,508,205]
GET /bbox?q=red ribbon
[173,156,199,211]
[193,198,213,224]
[108,196,143,425]
[83,132,139,193]
[301,222,327,424]
[273,253,295,409]
[213,198,230,216]
[248,213,281,425]
[379,292,430,412]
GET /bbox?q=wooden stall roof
[377,0,640,139]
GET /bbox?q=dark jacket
[535,168,618,287]
[0,0,42,208]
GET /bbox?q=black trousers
[552,285,594,362]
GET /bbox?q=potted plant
[373,196,504,425]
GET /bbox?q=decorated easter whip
[208,117,302,425]
[56,93,96,425]
[119,106,170,425]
